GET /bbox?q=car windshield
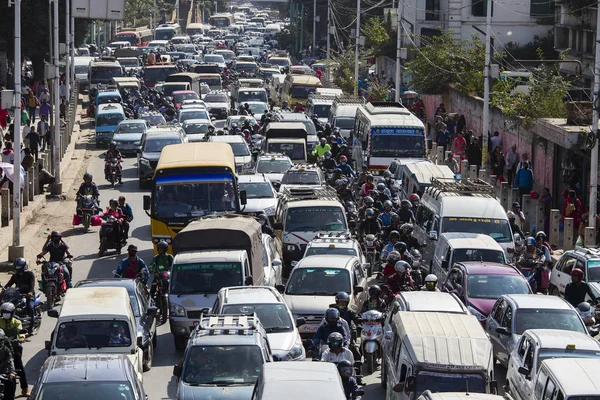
[515,309,587,335]
[141,114,166,126]
[144,137,181,153]
[257,159,292,174]
[119,59,139,67]
[74,65,89,75]
[270,58,289,66]
[268,142,307,160]
[248,103,268,114]
[370,134,425,158]
[415,372,485,398]
[174,92,199,103]
[281,171,319,185]
[239,182,273,199]
[305,247,357,257]
[90,67,123,83]
[286,206,346,232]
[162,85,187,96]
[238,90,267,103]
[154,181,237,218]
[312,104,331,118]
[37,382,135,400]
[227,142,250,156]
[97,96,121,105]
[222,304,293,332]
[467,274,530,299]
[335,117,355,129]
[97,114,124,127]
[204,94,228,102]
[183,123,210,134]
[154,29,175,40]
[117,123,145,133]
[183,345,263,385]
[199,77,221,86]
[453,249,506,264]
[55,320,132,349]
[171,262,242,294]
[442,217,513,243]
[587,259,600,282]
[286,268,351,295]
[204,55,225,63]
[180,110,209,122]
[290,86,317,99]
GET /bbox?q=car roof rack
[280,186,339,202]
[425,177,495,199]
[195,313,259,336]
[315,232,353,240]
[573,246,600,257]
[332,95,366,107]
[308,93,337,101]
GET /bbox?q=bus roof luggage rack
[195,313,258,336]
[427,177,494,197]
[308,93,337,101]
[365,102,410,115]
[332,95,366,106]
[280,186,339,202]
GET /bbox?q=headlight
[170,303,186,317]
[264,206,275,216]
[139,158,151,167]
[286,244,297,252]
[467,305,487,322]
[286,343,304,360]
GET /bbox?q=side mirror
[48,309,59,318]
[496,327,510,336]
[518,366,530,376]
[146,306,158,316]
[45,340,52,351]
[354,285,364,293]
[295,317,305,327]
[240,190,247,206]
[272,259,282,267]
[273,222,283,230]
[143,195,151,211]
[590,328,600,337]
[173,364,182,378]
[275,284,285,293]
[244,275,254,286]
[429,231,438,241]
[441,260,449,270]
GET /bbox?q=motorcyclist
[0,303,28,396]
[535,231,553,255]
[422,274,440,291]
[358,208,381,238]
[281,101,291,111]
[376,182,392,201]
[397,200,415,224]
[387,260,414,294]
[0,329,16,400]
[37,231,73,287]
[382,251,401,278]
[104,199,126,246]
[565,268,598,308]
[332,292,362,359]
[321,332,355,364]
[358,196,375,220]
[3,259,35,336]
[377,201,397,229]
[322,122,332,138]
[312,308,350,354]
[322,151,337,170]
[336,155,356,178]
[150,240,173,296]
[359,174,375,198]
[393,241,413,265]
[577,302,595,326]
[361,285,386,312]
[399,223,421,251]
[312,137,331,158]
[118,196,133,240]
[409,193,420,216]
[507,211,524,238]
[329,135,340,158]
[381,230,401,261]
[104,141,123,184]
[258,214,274,237]
[338,360,361,400]
[76,173,100,210]
[338,144,352,165]
[115,245,150,284]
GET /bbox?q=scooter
[98,215,125,256]
[363,234,379,277]
[0,287,43,334]
[361,309,384,375]
[152,270,170,324]
[76,194,99,231]
[105,157,122,188]
[36,257,67,309]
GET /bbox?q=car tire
[380,359,387,388]
[142,340,154,372]
[174,335,187,350]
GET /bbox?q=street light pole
[312,0,316,56]
[326,0,330,59]
[354,0,360,96]
[52,0,62,194]
[65,0,70,99]
[588,3,600,231]
[394,6,402,102]
[481,0,492,166]
[11,0,22,254]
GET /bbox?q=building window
[426,0,440,20]
[530,0,554,17]
[472,0,493,17]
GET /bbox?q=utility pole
[65,0,70,99]
[394,6,402,102]
[71,12,74,85]
[481,0,492,166]
[52,0,62,195]
[588,2,600,231]
[312,0,316,56]
[153,0,156,27]
[354,0,360,96]
[300,4,304,56]
[176,0,180,23]
[326,0,330,59]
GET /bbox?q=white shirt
[22,126,30,138]
[321,348,355,364]
[490,136,502,152]
[39,92,50,103]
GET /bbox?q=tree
[367,80,391,101]
[361,17,389,55]
[328,50,362,95]
[405,31,487,95]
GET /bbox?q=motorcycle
[363,234,379,277]
[105,157,122,188]
[0,287,42,334]
[516,256,541,292]
[361,309,384,375]
[36,256,67,309]
[410,253,425,289]
[98,214,125,256]
[76,194,99,231]
[576,301,600,337]
[153,270,170,324]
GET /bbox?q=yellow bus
[279,74,323,108]
[142,142,246,252]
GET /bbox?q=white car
[112,119,151,153]
[279,165,325,193]
[178,107,210,124]
[549,246,600,298]
[208,135,253,172]
[262,234,283,287]
[212,286,306,361]
[238,174,279,217]
[203,91,230,119]
[302,234,367,268]
[181,119,213,142]
[245,101,268,121]
[202,54,226,69]
[254,154,293,187]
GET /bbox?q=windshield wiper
[212,380,248,386]
[265,326,292,333]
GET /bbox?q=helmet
[0,303,14,320]
[325,307,340,321]
[387,251,401,262]
[572,268,584,280]
[377,183,386,192]
[401,199,411,209]
[577,302,593,319]
[391,214,400,223]
[337,360,353,377]
[536,231,547,240]
[327,332,344,350]
[389,230,400,241]
[324,151,332,159]
[394,260,411,273]
[329,135,336,142]
[335,291,350,304]
[425,274,437,283]
[410,249,422,261]
[325,123,331,129]
[109,198,118,206]
[109,141,116,148]
[14,258,28,272]
[320,137,327,145]
[424,274,438,291]
[83,172,92,181]
[335,179,346,187]
[506,211,516,219]
[368,285,381,298]
[50,231,62,239]
[383,200,393,208]
[157,240,169,250]
[409,193,420,203]
[258,214,269,226]
[512,202,521,209]
[364,196,374,207]
[365,208,376,219]
[383,170,393,179]
[526,237,536,247]
[389,160,400,173]
[340,155,347,163]
[400,223,413,234]
[333,168,342,177]
[394,241,407,253]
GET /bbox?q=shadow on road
[24,348,49,384]
[85,248,154,280]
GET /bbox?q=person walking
[26,91,38,124]
[453,130,467,158]
[37,116,48,151]
[25,126,39,161]
[505,144,520,186]
[513,161,534,200]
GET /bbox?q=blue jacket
[118,203,134,222]
[312,321,348,350]
[514,168,533,190]
[378,211,397,227]
[115,256,149,284]
[336,163,356,178]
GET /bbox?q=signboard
[372,127,424,135]
[72,0,125,21]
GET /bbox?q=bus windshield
[90,66,122,84]
[441,217,513,243]
[116,33,138,46]
[144,67,178,84]
[210,17,231,27]
[154,29,176,40]
[290,85,317,99]
[370,133,425,158]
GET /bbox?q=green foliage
[361,17,389,54]
[367,80,391,101]
[405,31,487,95]
[502,31,557,62]
[329,50,361,94]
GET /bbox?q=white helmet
[425,274,438,284]
[394,260,411,274]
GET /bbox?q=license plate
[364,321,379,325]
[298,324,319,333]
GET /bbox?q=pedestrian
[456,115,467,136]
[37,116,48,151]
[21,120,30,148]
[453,130,467,158]
[514,161,534,200]
[562,189,583,237]
[37,160,55,193]
[492,146,506,181]
[435,103,446,115]
[445,153,459,174]
[21,148,34,170]
[25,126,39,161]
[437,124,450,153]
[538,187,552,234]
[26,91,38,124]
[467,136,482,168]
[1,142,14,164]
[59,99,66,120]
[39,98,50,122]
[505,144,520,186]
[490,131,502,155]
[516,152,533,173]
[39,87,50,104]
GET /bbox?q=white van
[396,160,455,200]
[328,96,365,139]
[418,392,505,400]
[531,358,600,400]
[415,178,515,262]
[431,233,507,282]
[382,312,496,400]
[73,56,93,91]
[45,287,146,380]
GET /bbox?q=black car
[74,278,157,371]
[137,129,186,187]
[29,354,146,400]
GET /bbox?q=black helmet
[324,151,332,159]
[337,359,353,377]
[365,208,376,219]
[325,307,340,323]
[335,291,350,305]
[384,170,393,179]
[377,183,386,192]
[109,198,118,206]
[83,172,92,180]
[127,244,138,252]
[14,257,28,272]
[389,230,400,241]
[50,231,62,239]
[383,200,393,208]
[157,240,169,250]
[109,141,116,148]
[368,285,381,298]
[364,196,374,207]
[401,199,411,209]
[327,332,344,350]
[258,214,269,226]
[394,241,407,253]
[387,251,401,262]
[400,223,413,234]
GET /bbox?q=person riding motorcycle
[378,201,397,229]
[507,211,524,238]
[399,223,421,251]
[535,231,553,255]
[321,332,355,364]
[565,268,598,308]
[0,328,16,400]
[336,156,356,178]
[114,245,149,284]
[76,173,100,210]
[393,241,413,266]
[281,101,291,111]
[359,174,375,198]
[118,196,133,240]
[150,240,173,297]
[397,200,415,224]
[381,230,401,261]
[387,260,415,294]
[422,274,440,292]
[312,308,350,355]
[361,285,386,312]
[322,151,337,171]
[0,303,28,396]
[332,292,362,359]
[104,199,126,246]
[382,250,402,278]
[358,196,376,220]
[358,208,381,238]
[313,137,331,158]
[104,141,123,183]
[409,193,420,216]
[37,231,73,287]
[3,259,36,336]
[338,360,362,400]
[376,182,391,201]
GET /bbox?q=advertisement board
[72,0,125,21]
